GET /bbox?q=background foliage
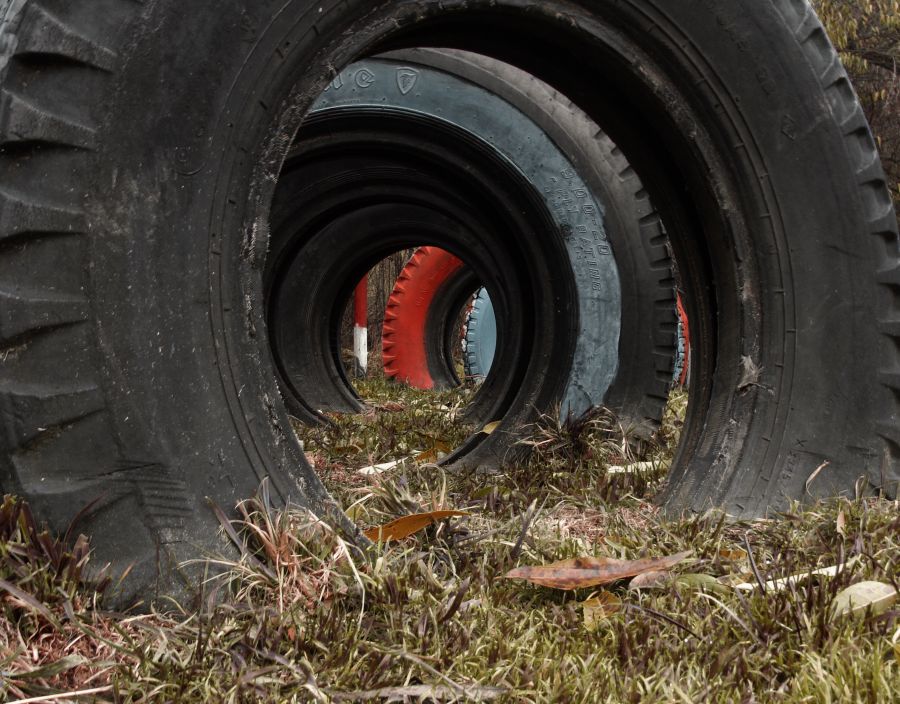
[818,0,900,206]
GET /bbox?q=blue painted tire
[464,288,497,381]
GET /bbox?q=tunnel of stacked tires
[268,50,690,477]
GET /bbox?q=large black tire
[0,0,354,604]
[1,0,896,602]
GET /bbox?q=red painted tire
[676,294,691,388]
[382,247,468,389]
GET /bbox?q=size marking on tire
[544,170,610,256]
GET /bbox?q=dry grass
[1,382,898,702]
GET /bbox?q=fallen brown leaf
[481,420,501,434]
[582,591,622,630]
[503,550,692,590]
[414,441,452,464]
[364,510,470,542]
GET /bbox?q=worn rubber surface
[0,0,896,604]
[423,261,480,388]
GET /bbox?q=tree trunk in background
[339,249,413,376]
[816,0,900,210]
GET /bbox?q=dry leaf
[718,548,748,561]
[503,550,692,590]
[481,420,502,434]
[836,510,846,537]
[629,570,726,593]
[414,442,452,464]
[414,448,439,464]
[13,655,87,680]
[344,503,367,521]
[582,591,621,630]
[628,570,672,590]
[804,460,830,493]
[831,581,898,619]
[718,571,755,588]
[364,510,470,542]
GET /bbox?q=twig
[743,532,766,594]
[733,559,859,592]
[510,500,538,563]
[8,686,113,703]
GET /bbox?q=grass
[1,379,898,702]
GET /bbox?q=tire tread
[773,0,900,488]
